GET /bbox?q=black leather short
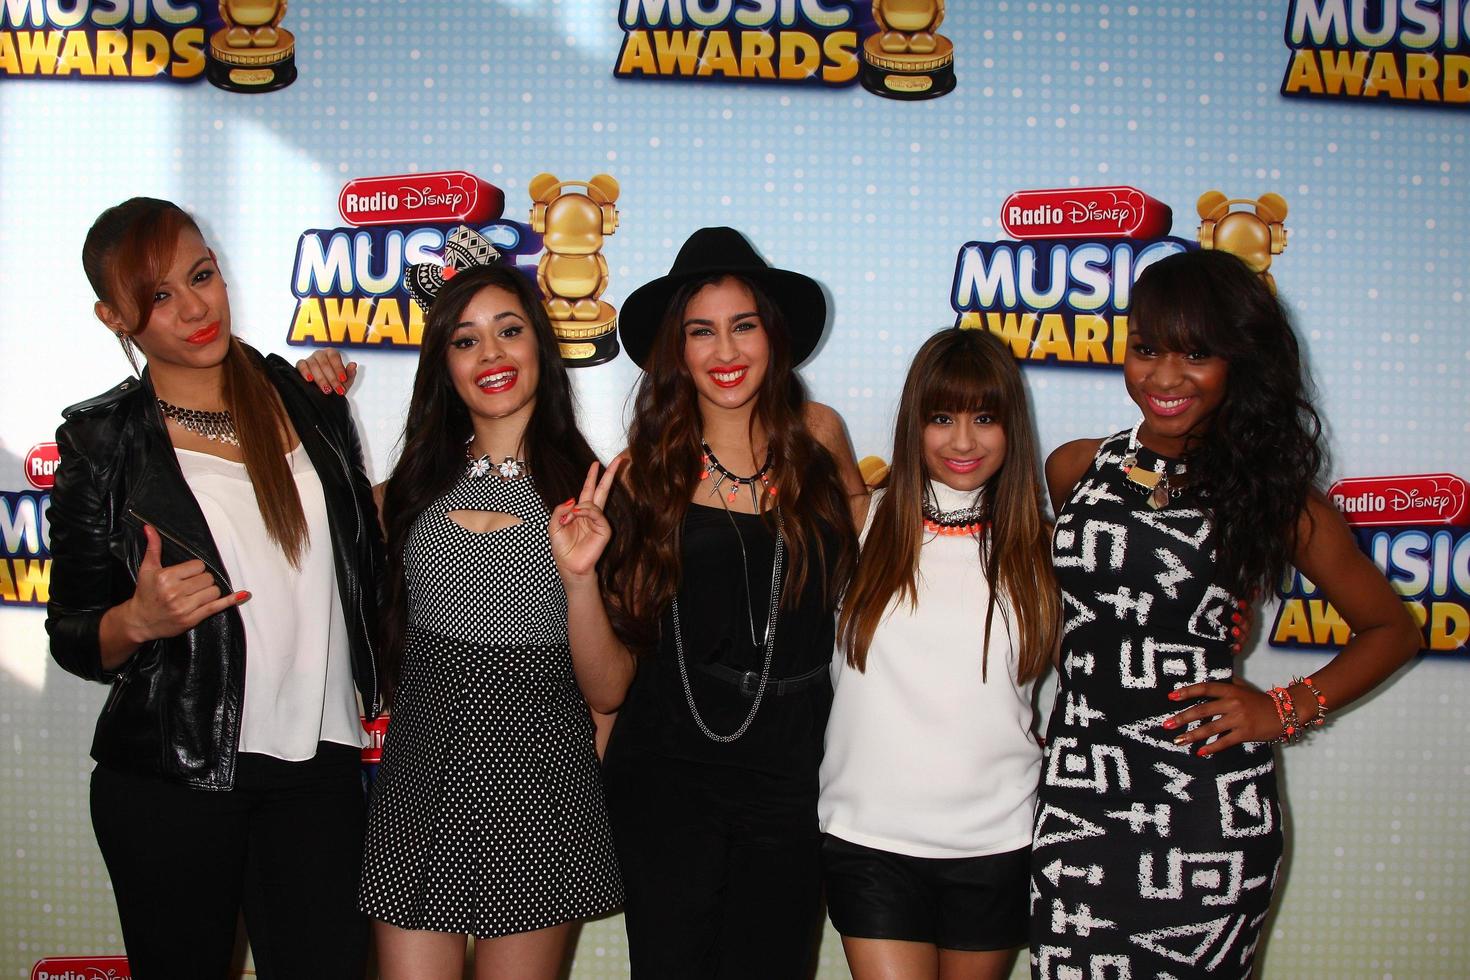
[821,834,1029,951]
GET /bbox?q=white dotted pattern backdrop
[1,2,1467,978]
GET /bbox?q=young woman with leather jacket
[45,198,383,979]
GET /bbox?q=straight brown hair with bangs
[838,327,1059,683]
[82,197,309,567]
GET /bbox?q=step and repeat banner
[2,2,1467,978]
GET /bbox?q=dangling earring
[116,332,142,377]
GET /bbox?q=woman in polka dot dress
[297,258,626,979]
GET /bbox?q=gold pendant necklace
[1120,421,1184,510]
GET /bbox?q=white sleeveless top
[818,483,1041,859]
[175,445,366,760]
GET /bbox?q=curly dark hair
[1129,248,1325,597]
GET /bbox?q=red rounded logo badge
[1000,186,1173,241]
[31,955,131,980]
[24,442,60,490]
[338,171,504,227]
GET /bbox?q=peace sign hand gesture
[548,457,624,582]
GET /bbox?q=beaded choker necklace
[157,399,239,446]
[922,482,989,536]
[922,508,989,536]
[1120,420,1187,510]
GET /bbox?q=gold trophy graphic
[861,0,956,100]
[1196,191,1289,292]
[528,173,622,367]
[207,0,297,93]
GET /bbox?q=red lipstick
[476,367,518,394]
[186,322,220,346]
[708,364,749,389]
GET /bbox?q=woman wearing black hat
[580,227,865,977]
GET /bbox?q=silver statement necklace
[157,399,239,446]
[465,437,527,480]
[672,512,784,744]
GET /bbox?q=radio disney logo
[25,442,59,490]
[1330,474,1469,527]
[345,186,467,214]
[1001,187,1172,241]
[30,955,130,980]
[337,172,504,228]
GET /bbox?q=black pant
[604,751,824,980]
[90,743,368,980]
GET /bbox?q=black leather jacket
[45,349,383,790]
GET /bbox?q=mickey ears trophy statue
[861,0,955,100]
[207,0,297,93]
[528,173,623,367]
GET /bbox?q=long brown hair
[601,273,857,653]
[377,264,601,702]
[82,197,308,566]
[838,328,1058,683]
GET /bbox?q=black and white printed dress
[359,468,622,938]
[1030,431,1282,979]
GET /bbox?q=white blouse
[818,483,1042,859]
[174,445,366,761]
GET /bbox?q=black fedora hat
[618,227,827,369]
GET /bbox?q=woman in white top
[47,198,382,978]
[820,326,1060,980]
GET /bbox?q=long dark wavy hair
[838,328,1058,683]
[601,273,858,654]
[1129,248,1325,597]
[378,264,599,702]
[82,197,309,567]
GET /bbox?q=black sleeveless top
[606,503,838,786]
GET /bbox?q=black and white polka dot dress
[359,468,622,938]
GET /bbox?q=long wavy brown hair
[601,273,857,654]
[377,264,602,703]
[82,197,308,566]
[838,328,1058,683]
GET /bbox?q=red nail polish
[1230,626,1242,637]
[1162,718,1177,730]
[335,385,346,395]
[339,372,348,382]
[1230,612,1242,623]
[304,372,313,382]
[235,591,251,601]
[1197,747,1208,757]
[1168,690,1181,701]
